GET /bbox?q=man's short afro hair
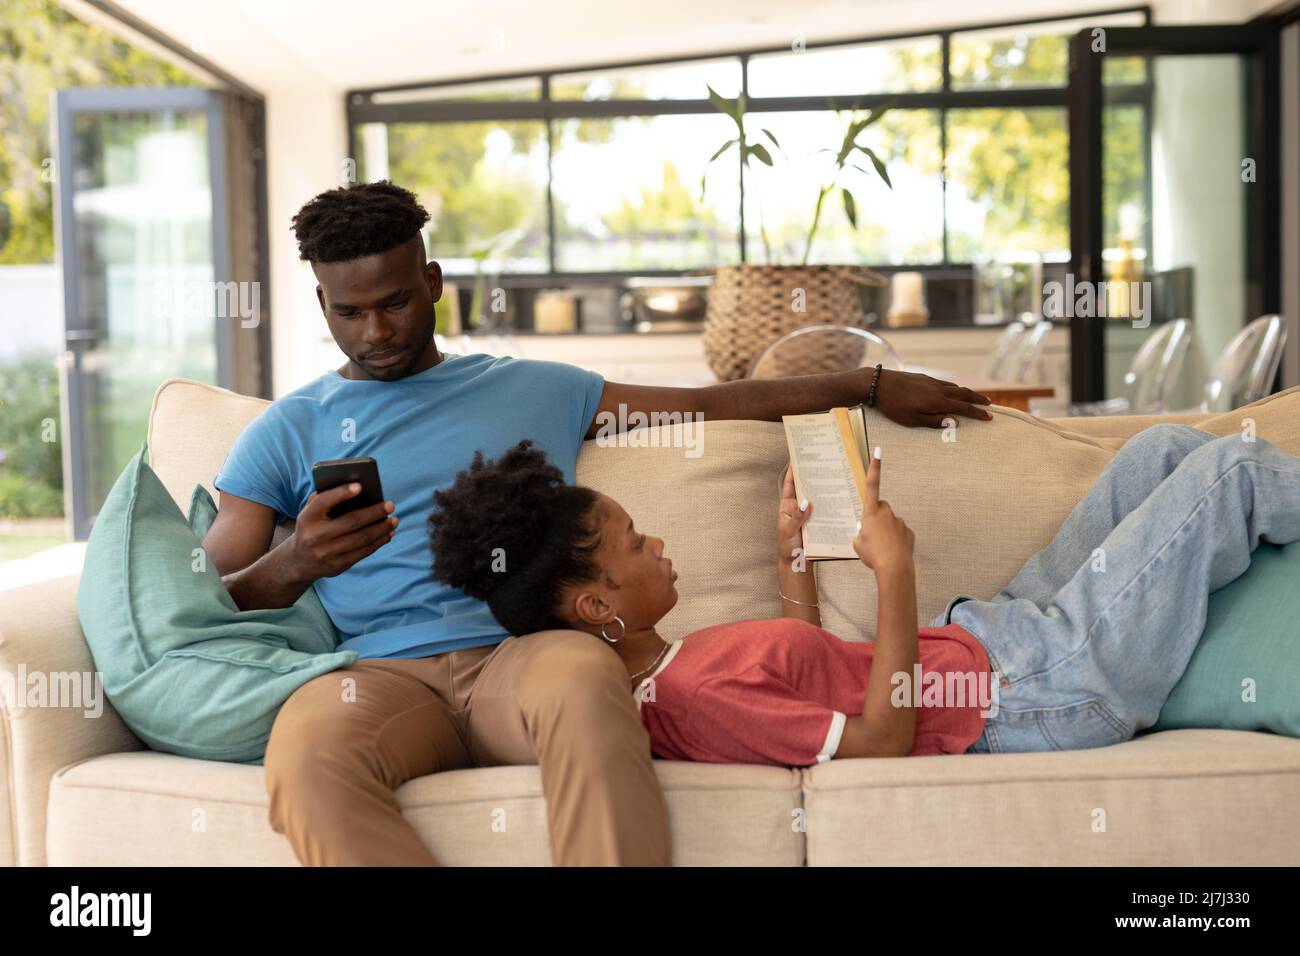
[291,180,431,264]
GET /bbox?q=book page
[783,412,861,560]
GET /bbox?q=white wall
[262,87,348,395]
[1150,55,1247,390]
[0,265,62,361]
[1154,0,1280,22]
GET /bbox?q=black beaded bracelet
[866,363,884,408]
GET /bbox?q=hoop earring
[600,614,626,644]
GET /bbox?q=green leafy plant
[464,227,525,331]
[0,352,64,518]
[701,86,893,266]
[803,108,892,266]
[700,84,781,264]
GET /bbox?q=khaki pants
[264,629,671,866]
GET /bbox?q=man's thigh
[461,629,631,767]
[266,658,474,788]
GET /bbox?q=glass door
[1067,26,1280,408]
[54,87,233,539]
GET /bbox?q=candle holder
[885,271,929,328]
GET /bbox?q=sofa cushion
[45,751,804,866]
[801,729,1300,865]
[75,443,357,763]
[1155,541,1300,735]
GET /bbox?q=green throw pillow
[76,441,358,763]
[1154,541,1300,735]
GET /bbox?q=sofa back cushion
[149,377,1300,643]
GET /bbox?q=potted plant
[697,86,894,380]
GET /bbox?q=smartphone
[311,456,385,520]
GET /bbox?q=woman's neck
[612,624,673,687]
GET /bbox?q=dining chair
[1001,319,1053,383]
[1068,318,1192,416]
[980,321,1026,379]
[746,324,906,380]
[1195,314,1288,413]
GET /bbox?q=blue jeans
[929,424,1300,753]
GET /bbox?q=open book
[782,404,871,561]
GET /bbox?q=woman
[427,423,1300,764]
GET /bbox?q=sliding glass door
[55,87,233,539]
[1068,26,1280,406]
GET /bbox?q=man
[203,180,991,867]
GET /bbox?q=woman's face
[569,493,678,630]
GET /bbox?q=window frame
[345,4,1152,280]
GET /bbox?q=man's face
[313,236,442,381]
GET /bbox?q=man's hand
[871,369,993,428]
[285,483,398,582]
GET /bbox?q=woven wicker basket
[701,264,886,381]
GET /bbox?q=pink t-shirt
[634,618,991,766]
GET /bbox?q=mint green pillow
[1154,541,1300,735]
[76,442,357,763]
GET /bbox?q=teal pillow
[76,442,357,763]
[1154,541,1300,735]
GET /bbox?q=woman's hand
[850,448,915,576]
[777,464,814,564]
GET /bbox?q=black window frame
[345,4,1152,282]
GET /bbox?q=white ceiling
[93,0,1274,95]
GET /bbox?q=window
[1102,56,1151,263]
[743,110,943,265]
[746,36,942,96]
[359,120,550,273]
[551,114,740,270]
[345,6,1151,276]
[552,59,741,100]
[945,107,1070,262]
[368,77,540,104]
[949,13,1146,89]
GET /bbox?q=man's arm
[202,492,314,611]
[583,367,992,440]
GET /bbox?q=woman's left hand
[777,464,814,562]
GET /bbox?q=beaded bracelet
[866,363,884,408]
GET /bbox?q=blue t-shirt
[212,352,606,659]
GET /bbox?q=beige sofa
[4,377,1300,867]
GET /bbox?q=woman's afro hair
[291,180,431,264]
[427,439,604,636]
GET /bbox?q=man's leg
[265,657,474,865]
[994,423,1220,608]
[462,630,671,866]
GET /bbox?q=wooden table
[905,365,1055,413]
